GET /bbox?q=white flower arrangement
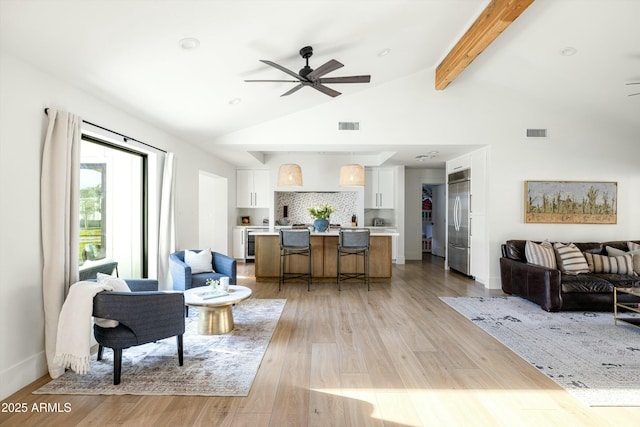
[206,278,220,291]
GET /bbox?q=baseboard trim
[0,350,48,400]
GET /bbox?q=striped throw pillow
[553,242,589,274]
[584,252,636,275]
[607,246,640,275]
[525,241,557,269]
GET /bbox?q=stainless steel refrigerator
[447,169,471,276]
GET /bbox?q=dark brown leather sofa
[500,240,640,312]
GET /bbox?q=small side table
[184,285,252,334]
[613,287,640,329]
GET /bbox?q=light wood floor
[2,256,639,426]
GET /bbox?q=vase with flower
[206,278,220,292]
[307,203,335,232]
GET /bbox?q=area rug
[440,296,640,407]
[34,298,286,396]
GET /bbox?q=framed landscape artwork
[524,181,617,224]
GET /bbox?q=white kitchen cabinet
[447,154,471,173]
[365,168,394,209]
[237,169,270,208]
[232,227,245,259]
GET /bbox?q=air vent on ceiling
[526,128,549,139]
[338,121,360,131]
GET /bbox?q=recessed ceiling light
[378,48,391,57]
[179,37,200,50]
[228,98,242,105]
[560,46,577,56]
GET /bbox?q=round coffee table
[183,285,252,334]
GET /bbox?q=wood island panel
[254,234,392,279]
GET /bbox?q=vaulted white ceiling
[1,0,638,168]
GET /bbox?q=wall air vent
[338,122,360,131]
[526,128,549,139]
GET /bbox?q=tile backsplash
[276,192,358,226]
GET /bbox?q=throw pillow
[96,272,131,292]
[185,248,214,274]
[607,246,640,275]
[628,241,640,251]
[584,252,636,275]
[525,240,557,269]
[94,273,131,328]
[553,242,590,275]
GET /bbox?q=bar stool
[279,229,312,291]
[337,229,370,291]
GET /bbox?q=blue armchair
[169,250,237,291]
[92,279,185,385]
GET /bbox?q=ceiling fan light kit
[277,164,303,187]
[245,46,371,97]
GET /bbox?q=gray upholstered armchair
[92,279,185,385]
[169,250,237,291]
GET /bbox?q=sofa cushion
[629,241,640,251]
[560,273,614,293]
[505,240,527,261]
[574,242,605,255]
[554,242,589,275]
[525,240,556,269]
[584,252,636,275]
[592,273,640,288]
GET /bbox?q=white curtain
[157,152,176,290]
[41,109,82,379]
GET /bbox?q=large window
[79,136,147,278]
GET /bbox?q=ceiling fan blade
[629,93,640,96]
[626,82,640,85]
[280,84,305,97]
[259,60,304,80]
[312,84,341,97]
[307,59,344,79]
[245,79,300,83]
[318,75,371,84]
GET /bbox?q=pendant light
[277,164,303,186]
[339,164,365,187]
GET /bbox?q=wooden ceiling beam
[435,0,535,90]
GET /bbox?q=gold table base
[197,305,234,335]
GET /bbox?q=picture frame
[241,216,251,225]
[524,181,617,224]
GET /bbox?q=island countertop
[253,231,395,279]
[249,228,399,237]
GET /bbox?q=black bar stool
[337,229,370,291]
[279,229,312,291]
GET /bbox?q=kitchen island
[251,229,398,280]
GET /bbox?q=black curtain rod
[44,108,167,154]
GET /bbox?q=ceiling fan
[627,82,640,96]
[245,46,371,97]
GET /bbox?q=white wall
[214,68,640,288]
[0,52,236,399]
[431,184,446,258]
[199,171,229,254]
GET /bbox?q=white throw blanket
[54,281,113,375]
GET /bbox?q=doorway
[199,171,228,254]
[422,184,445,258]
